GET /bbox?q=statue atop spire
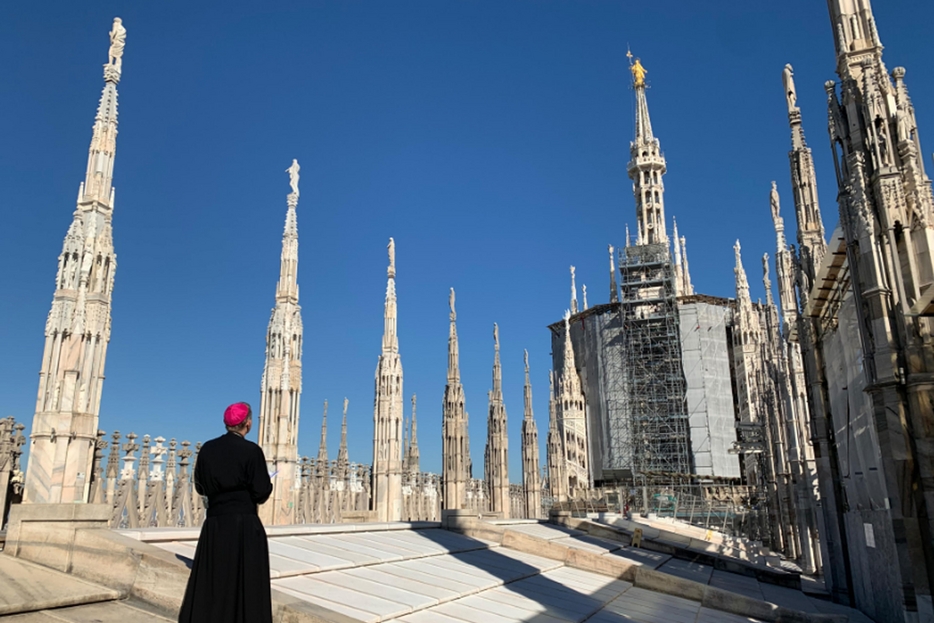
[570,266,578,314]
[286,159,300,197]
[609,244,619,304]
[106,18,126,79]
[630,57,647,88]
[388,237,396,279]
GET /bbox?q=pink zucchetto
[223,402,251,427]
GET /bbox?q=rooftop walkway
[0,512,874,623]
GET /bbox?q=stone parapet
[5,503,110,572]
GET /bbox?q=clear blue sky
[1,1,932,482]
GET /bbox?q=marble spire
[318,400,328,463]
[627,53,668,246]
[485,324,510,517]
[762,254,775,308]
[337,398,349,481]
[609,244,619,304]
[680,234,694,295]
[25,18,126,504]
[732,241,761,424]
[521,350,543,518]
[256,162,305,526]
[546,371,567,502]
[769,183,799,331]
[556,311,589,495]
[442,288,469,509]
[570,266,578,314]
[408,394,420,474]
[673,218,684,296]
[781,65,826,290]
[372,238,404,521]
[582,285,588,311]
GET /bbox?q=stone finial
[570,266,578,314]
[582,285,588,310]
[387,238,396,279]
[449,287,456,321]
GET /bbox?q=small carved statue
[782,64,797,113]
[286,159,300,196]
[449,287,456,319]
[108,18,126,70]
[388,237,396,274]
[770,181,781,222]
[896,105,912,143]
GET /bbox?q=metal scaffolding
[617,242,692,475]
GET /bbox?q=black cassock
[178,431,274,623]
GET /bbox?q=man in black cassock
[178,402,273,623]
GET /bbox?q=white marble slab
[273,574,411,620]
[602,585,700,623]
[504,574,605,619]
[545,566,632,598]
[353,566,459,602]
[486,546,564,573]
[407,558,501,590]
[314,570,436,611]
[272,583,377,622]
[326,533,407,562]
[459,593,571,623]
[480,587,587,622]
[271,537,359,570]
[430,601,524,623]
[281,535,378,565]
[418,555,509,585]
[378,561,481,596]
[394,610,471,623]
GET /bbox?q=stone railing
[402,470,442,522]
[86,430,443,528]
[460,478,543,519]
[0,417,27,530]
[88,431,204,529]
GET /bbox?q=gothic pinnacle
[609,244,619,304]
[763,253,775,308]
[382,237,399,354]
[492,323,502,394]
[570,266,578,314]
[338,398,348,466]
[24,18,126,504]
[318,400,328,462]
[627,52,668,246]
